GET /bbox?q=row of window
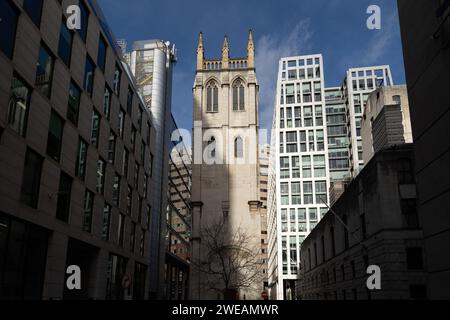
[279,130,325,153]
[281,66,321,82]
[281,82,323,105]
[280,181,328,206]
[279,105,324,128]
[205,79,246,112]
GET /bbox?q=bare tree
[192,219,263,300]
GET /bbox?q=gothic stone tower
[190,31,262,300]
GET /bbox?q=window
[8,74,31,137]
[118,110,124,138]
[108,130,116,163]
[84,55,95,96]
[56,171,72,222]
[90,110,100,146]
[78,0,89,42]
[23,0,43,27]
[398,158,414,184]
[134,162,139,189]
[0,0,19,58]
[122,148,129,178]
[118,213,125,247]
[96,159,105,194]
[97,35,107,72]
[127,86,133,114]
[234,137,243,158]
[139,229,146,256]
[20,148,43,208]
[102,204,111,240]
[393,95,401,105]
[303,182,313,204]
[113,63,122,95]
[146,205,151,229]
[58,19,73,66]
[112,174,120,206]
[66,81,81,126]
[130,222,136,253]
[402,199,419,228]
[103,85,111,118]
[76,139,88,179]
[47,110,64,162]
[232,79,245,111]
[35,44,54,97]
[406,248,424,270]
[206,82,218,112]
[82,190,94,232]
[126,186,132,215]
[291,182,301,205]
[131,126,137,152]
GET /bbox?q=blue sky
[98,0,405,133]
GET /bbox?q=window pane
[20,149,43,208]
[47,110,64,162]
[8,74,31,137]
[102,204,111,240]
[97,35,107,72]
[90,111,100,146]
[23,0,43,27]
[78,1,89,42]
[239,85,244,110]
[76,139,87,179]
[36,45,54,97]
[84,55,95,96]
[58,20,73,66]
[56,172,72,222]
[83,190,94,232]
[67,81,81,125]
[0,0,19,58]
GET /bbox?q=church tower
[190,31,262,300]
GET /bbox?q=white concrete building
[341,66,393,177]
[267,55,330,300]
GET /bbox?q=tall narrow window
[76,139,88,179]
[0,0,19,59]
[234,136,243,158]
[8,74,31,137]
[108,130,116,164]
[47,110,64,162]
[58,19,73,66]
[112,174,120,206]
[56,171,72,222]
[113,63,122,95]
[103,85,112,118]
[90,110,100,146]
[23,0,43,27]
[84,55,95,96]
[122,148,129,178]
[206,82,218,112]
[35,44,54,97]
[232,80,245,111]
[118,110,124,138]
[20,148,43,208]
[78,0,89,42]
[102,203,111,240]
[97,35,107,72]
[67,81,81,125]
[83,190,94,232]
[96,159,105,194]
[127,86,133,114]
[130,222,136,253]
[118,213,125,247]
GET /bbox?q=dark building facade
[0,0,159,299]
[398,0,450,299]
[297,145,428,300]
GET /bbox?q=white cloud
[255,19,313,131]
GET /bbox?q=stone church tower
[190,31,262,300]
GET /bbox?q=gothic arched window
[232,79,245,111]
[206,81,219,112]
[234,136,243,158]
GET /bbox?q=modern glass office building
[268,55,330,300]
